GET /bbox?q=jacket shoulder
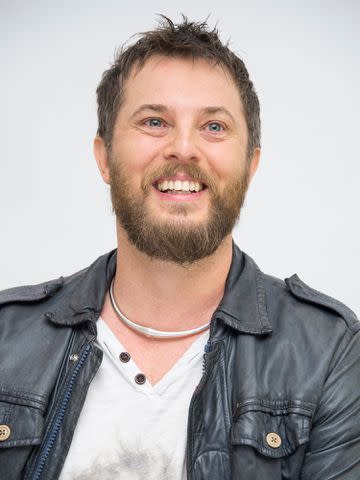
[284,274,359,333]
[0,277,65,307]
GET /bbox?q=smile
[155,179,206,194]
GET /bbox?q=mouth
[153,178,207,195]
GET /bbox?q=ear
[248,147,261,183]
[94,136,111,184]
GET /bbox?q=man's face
[101,55,258,264]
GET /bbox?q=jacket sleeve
[300,329,360,479]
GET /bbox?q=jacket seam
[323,329,358,385]
[298,281,352,313]
[215,311,270,334]
[235,399,316,411]
[255,267,270,331]
[0,390,47,410]
[310,329,356,425]
[1,436,42,447]
[232,437,300,457]
[289,277,359,333]
[194,448,230,458]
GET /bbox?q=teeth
[156,180,203,193]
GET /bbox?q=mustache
[141,163,218,193]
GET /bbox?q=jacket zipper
[186,318,218,480]
[29,342,92,480]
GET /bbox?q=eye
[144,118,165,128]
[206,122,225,133]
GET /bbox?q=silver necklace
[109,279,210,339]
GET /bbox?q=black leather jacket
[0,244,359,480]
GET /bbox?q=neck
[110,222,233,332]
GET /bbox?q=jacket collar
[48,250,117,326]
[48,242,272,335]
[214,242,272,335]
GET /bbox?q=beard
[109,158,250,265]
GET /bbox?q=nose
[162,126,200,163]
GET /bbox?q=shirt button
[0,425,11,441]
[119,352,131,363]
[135,373,146,385]
[266,432,282,448]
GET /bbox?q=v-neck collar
[97,318,209,396]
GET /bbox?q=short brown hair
[96,15,261,160]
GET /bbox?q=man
[0,15,359,480]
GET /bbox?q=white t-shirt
[59,318,209,480]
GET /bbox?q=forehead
[121,55,244,116]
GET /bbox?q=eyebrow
[130,104,167,120]
[130,104,236,123]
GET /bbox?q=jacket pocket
[0,399,45,479]
[230,402,313,479]
[231,404,312,457]
[0,401,44,448]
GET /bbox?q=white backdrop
[1,0,359,315]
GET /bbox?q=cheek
[112,141,148,178]
[119,132,163,172]
[206,146,244,180]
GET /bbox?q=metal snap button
[0,425,11,441]
[266,432,282,448]
[135,373,146,385]
[119,352,131,363]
